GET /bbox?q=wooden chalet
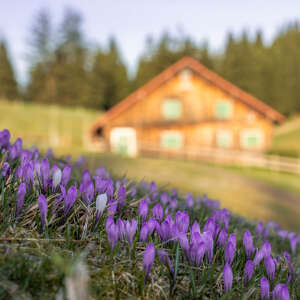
[89,56,285,157]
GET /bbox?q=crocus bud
[143,242,155,281]
[225,241,235,265]
[64,185,77,214]
[106,217,119,250]
[191,221,201,235]
[260,277,269,300]
[124,219,137,245]
[256,221,264,237]
[217,229,227,247]
[96,193,107,215]
[138,199,148,221]
[61,164,72,186]
[202,231,214,263]
[186,193,194,208]
[140,222,149,242]
[243,260,254,286]
[38,194,48,232]
[228,234,236,253]
[175,211,189,233]
[223,263,233,292]
[262,241,271,257]
[1,162,10,177]
[52,165,62,191]
[152,203,163,222]
[264,256,275,282]
[272,283,290,300]
[117,185,126,212]
[254,249,264,267]
[243,230,254,259]
[16,182,26,216]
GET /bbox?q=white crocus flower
[52,168,62,190]
[96,193,107,214]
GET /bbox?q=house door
[110,127,137,156]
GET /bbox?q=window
[215,101,233,120]
[240,129,264,149]
[162,99,182,120]
[161,131,183,149]
[216,130,233,148]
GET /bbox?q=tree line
[1,8,300,116]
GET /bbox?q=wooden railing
[138,143,300,175]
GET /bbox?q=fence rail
[138,143,300,175]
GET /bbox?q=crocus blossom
[243,260,254,286]
[38,194,48,231]
[260,277,269,300]
[223,263,233,292]
[243,230,254,259]
[16,182,26,216]
[143,242,155,281]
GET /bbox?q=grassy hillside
[0,129,299,299]
[271,115,300,157]
[0,99,102,155]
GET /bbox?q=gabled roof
[90,56,285,133]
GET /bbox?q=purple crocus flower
[264,256,275,282]
[0,129,10,149]
[143,242,155,281]
[16,182,26,217]
[194,242,206,267]
[117,185,126,212]
[260,277,269,300]
[254,249,265,267]
[106,216,119,250]
[225,241,235,265]
[64,185,77,214]
[124,219,137,245]
[152,203,163,222]
[223,263,233,292]
[178,232,189,252]
[138,199,148,221]
[217,229,227,247]
[191,221,201,235]
[61,164,72,187]
[9,144,18,160]
[243,260,254,286]
[243,230,254,259]
[262,241,271,257]
[272,283,290,300]
[202,231,214,263]
[257,222,264,237]
[140,222,149,242]
[82,181,94,205]
[38,194,48,231]
[1,162,10,177]
[203,217,216,237]
[186,193,194,208]
[228,234,236,252]
[175,211,189,233]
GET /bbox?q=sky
[1,0,300,83]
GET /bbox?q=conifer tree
[0,40,19,100]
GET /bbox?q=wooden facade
[89,57,285,157]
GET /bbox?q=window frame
[215,101,233,120]
[240,129,264,149]
[162,98,182,120]
[160,131,183,150]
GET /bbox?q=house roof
[90,56,285,134]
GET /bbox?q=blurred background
[1,0,300,230]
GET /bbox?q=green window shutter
[161,131,183,149]
[215,101,233,119]
[162,99,182,120]
[216,130,232,148]
[241,130,263,149]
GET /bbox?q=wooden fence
[138,143,300,175]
